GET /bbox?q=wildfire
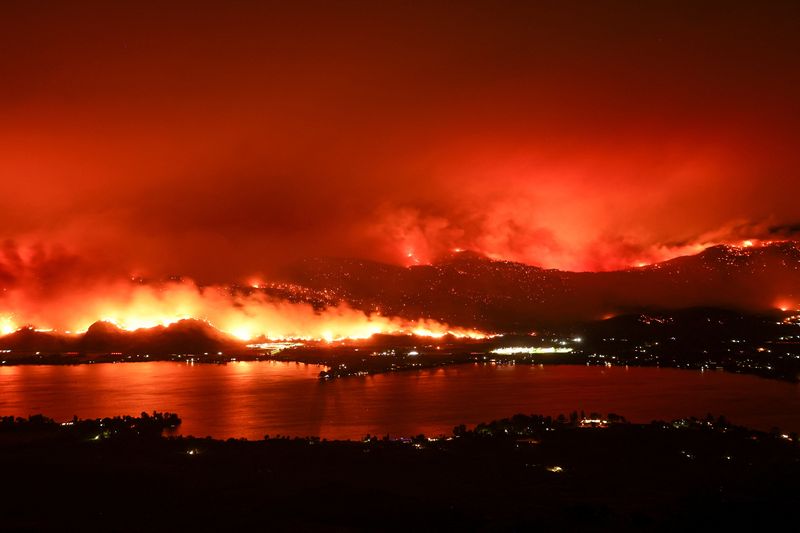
[211,311,486,342]
[1,315,16,336]
[94,315,195,333]
[0,279,488,342]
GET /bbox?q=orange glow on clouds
[2,3,800,280]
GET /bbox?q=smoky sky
[2,1,800,281]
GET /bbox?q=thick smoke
[0,244,482,339]
[1,2,799,278]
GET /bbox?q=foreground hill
[1,411,797,531]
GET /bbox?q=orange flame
[0,279,487,341]
[1,315,16,336]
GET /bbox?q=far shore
[2,346,798,384]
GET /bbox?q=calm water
[1,362,799,440]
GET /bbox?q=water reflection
[1,362,798,440]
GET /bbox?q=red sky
[2,1,800,281]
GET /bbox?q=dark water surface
[1,362,798,440]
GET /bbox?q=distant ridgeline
[276,242,800,329]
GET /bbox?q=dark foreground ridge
[2,412,798,531]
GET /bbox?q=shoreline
[2,411,798,530]
[1,350,798,384]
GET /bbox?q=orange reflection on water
[1,363,799,440]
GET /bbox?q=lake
[1,361,798,440]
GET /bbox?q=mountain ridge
[272,241,800,328]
